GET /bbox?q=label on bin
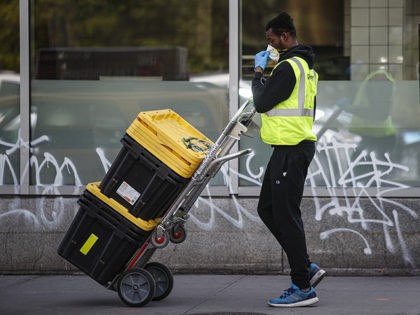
[116,181,140,205]
[80,233,98,255]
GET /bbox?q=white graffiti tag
[308,136,417,267]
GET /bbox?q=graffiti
[0,131,418,268]
[189,163,260,230]
[183,135,418,267]
[307,136,417,267]
[320,228,372,255]
[0,134,80,230]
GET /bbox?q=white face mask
[266,44,280,62]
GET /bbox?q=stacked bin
[99,134,190,220]
[58,109,213,287]
[57,183,158,286]
[99,109,213,219]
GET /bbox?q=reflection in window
[32,0,229,80]
[0,0,20,185]
[30,0,230,185]
[239,0,420,188]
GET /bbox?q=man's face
[265,28,283,50]
[265,28,288,50]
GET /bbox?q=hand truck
[113,99,256,306]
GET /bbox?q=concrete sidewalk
[1,274,419,315]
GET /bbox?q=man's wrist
[254,67,263,73]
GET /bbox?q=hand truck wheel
[145,262,174,301]
[170,224,187,244]
[117,268,156,307]
[151,229,170,248]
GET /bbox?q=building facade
[0,0,419,274]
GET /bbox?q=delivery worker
[251,12,325,307]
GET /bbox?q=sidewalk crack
[182,275,247,314]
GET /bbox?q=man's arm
[251,62,296,113]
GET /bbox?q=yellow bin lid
[126,109,213,178]
[85,182,160,232]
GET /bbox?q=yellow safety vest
[349,69,396,137]
[260,56,318,145]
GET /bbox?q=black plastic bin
[57,189,150,287]
[99,134,190,220]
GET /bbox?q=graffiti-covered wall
[0,193,419,274]
[1,151,419,274]
[0,82,419,274]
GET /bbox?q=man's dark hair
[265,12,297,37]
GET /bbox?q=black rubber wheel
[145,262,174,301]
[117,268,156,307]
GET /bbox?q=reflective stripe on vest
[265,57,316,118]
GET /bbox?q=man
[251,12,325,307]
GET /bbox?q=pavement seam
[181,275,247,314]
[0,275,41,293]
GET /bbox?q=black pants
[257,140,315,289]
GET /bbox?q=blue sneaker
[268,283,319,307]
[309,263,326,288]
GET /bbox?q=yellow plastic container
[126,109,214,178]
[86,182,160,232]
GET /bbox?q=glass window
[0,0,20,186]
[239,0,420,190]
[30,0,229,186]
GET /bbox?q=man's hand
[254,51,269,72]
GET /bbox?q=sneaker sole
[268,296,319,308]
[310,269,326,288]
